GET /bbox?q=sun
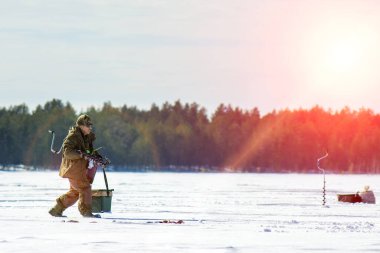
[324,38,361,73]
[300,18,379,96]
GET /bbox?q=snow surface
[1,171,380,252]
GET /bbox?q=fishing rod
[48,130,63,154]
[317,152,329,206]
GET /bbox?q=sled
[337,193,362,203]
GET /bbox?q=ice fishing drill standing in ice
[49,114,101,218]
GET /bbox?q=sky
[1,0,380,115]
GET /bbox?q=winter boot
[48,199,66,217]
[79,204,101,218]
[82,212,101,218]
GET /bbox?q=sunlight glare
[301,17,379,98]
[325,38,361,73]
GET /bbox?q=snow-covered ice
[1,171,380,252]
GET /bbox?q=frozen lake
[1,171,380,252]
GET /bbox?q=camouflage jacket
[59,126,96,180]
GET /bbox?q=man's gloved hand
[77,149,110,167]
[78,150,90,160]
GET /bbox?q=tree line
[1,99,380,173]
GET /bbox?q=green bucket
[92,189,114,213]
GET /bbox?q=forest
[1,99,380,173]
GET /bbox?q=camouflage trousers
[58,178,92,215]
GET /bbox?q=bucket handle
[102,165,110,196]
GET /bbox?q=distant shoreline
[0,164,378,174]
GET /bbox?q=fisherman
[359,185,376,204]
[49,114,100,218]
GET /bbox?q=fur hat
[76,114,92,127]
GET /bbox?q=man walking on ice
[49,114,100,218]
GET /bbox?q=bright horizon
[1,0,380,114]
